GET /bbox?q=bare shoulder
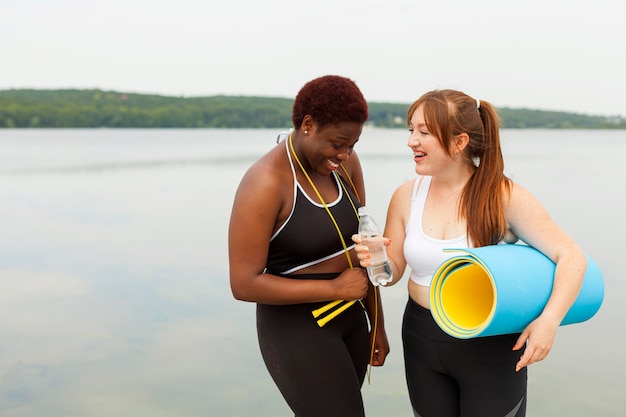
[240,146,285,187]
[228,146,296,256]
[387,178,416,220]
[392,178,417,201]
[505,180,542,212]
[505,180,584,264]
[508,180,531,196]
[505,180,555,241]
[233,147,288,213]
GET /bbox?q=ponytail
[463,99,511,247]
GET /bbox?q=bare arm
[353,179,413,286]
[382,180,412,285]
[344,150,390,366]
[506,182,587,370]
[228,160,368,305]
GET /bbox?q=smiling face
[407,104,453,176]
[304,121,363,175]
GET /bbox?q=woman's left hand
[512,314,560,371]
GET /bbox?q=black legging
[402,298,527,417]
[257,299,370,417]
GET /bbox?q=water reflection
[0,129,624,416]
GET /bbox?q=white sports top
[404,176,471,287]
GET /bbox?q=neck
[431,164,474,192]
[288,132,313,174]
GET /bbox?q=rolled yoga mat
[429,244,604,339]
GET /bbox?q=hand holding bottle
[355,207,393,286]
[353,233,392,265]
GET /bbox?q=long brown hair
[407,89,511,247]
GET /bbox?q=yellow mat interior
[440,263,494,329]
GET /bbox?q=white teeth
[327,159,339,168]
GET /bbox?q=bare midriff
[408,279,431,310]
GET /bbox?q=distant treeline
[1,89,624,129]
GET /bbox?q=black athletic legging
[257,298,370,417]
[403,298,527,417]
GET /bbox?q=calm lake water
[0,128,624,416]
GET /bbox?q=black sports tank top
[265,140,361,276]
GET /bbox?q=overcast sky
[1,0,624,116]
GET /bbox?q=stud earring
[304,130,308,134]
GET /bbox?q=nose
[337,146,352,161]
[408,132,420,148]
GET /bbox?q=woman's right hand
[332,267,369,300]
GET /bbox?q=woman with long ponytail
[353,89,586,417]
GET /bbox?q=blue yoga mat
[429,244,604,339]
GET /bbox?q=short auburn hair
[291,75,368,129]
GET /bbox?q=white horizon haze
[1,0,624,117]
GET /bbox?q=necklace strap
[288,133,356,268]
[339,163,361,204]
[288,132,367,328]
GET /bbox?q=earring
[304,130,308,134]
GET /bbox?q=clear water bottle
[357,206,393,286]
